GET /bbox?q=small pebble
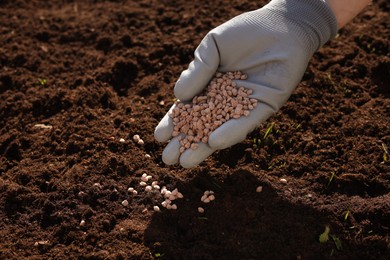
[119,138,126,143]
[133,135,140,142]
[145,154,151,158]
[201,190,215,203]
[122,200,129,207]
[145,185,153,192]
[141,174,148,182]
[34,123,53,129]
[80,220,86,226]
[138,139,144,145]
[153,206,160,212]
[280,178,288,184]
[256,186,263,193]
[198,207,205,213]
[128,187,134,192]
[139,181,147,186]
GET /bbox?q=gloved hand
[155,0,337,168]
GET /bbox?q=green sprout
[319,226,343,252]
[327,172,335,187]
[253,122,275,149]
[253,137,261,149]
[330,235,343,250]
[263,122,274,139]
[267,161,286,170]
[154,252,164,258]
[294,123,302,130]
[382,143,388,163]
[344,210,350,221]
[319,226,330,243]
[37,78,47,86]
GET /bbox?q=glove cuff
[264,0,338,53]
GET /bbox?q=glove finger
[154,104,176,142]
[174,33,220,102]
[179,142,215,168]
[208,102,275,150]
[161,135,183,165]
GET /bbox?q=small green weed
[252,122,275,149]
[37,78,47,86]
[327,172,335,187]
[319,226,330,243]
[319,226,343,253]
[330,235,343,250]
[154,252,164,258]
[343,210,350,221]
[381,143,388,163]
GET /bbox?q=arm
[326,0,372,28]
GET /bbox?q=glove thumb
[174,33,220,101]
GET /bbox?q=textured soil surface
[0,0,389,259]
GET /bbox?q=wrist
[263,0,338,53]
[325,0,372,28]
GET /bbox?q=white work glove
[155,0,337,168]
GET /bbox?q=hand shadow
[144,169,342,259]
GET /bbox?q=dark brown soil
[0,0,389,259]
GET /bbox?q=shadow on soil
[144,169,388,259]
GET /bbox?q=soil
[0,0,389,259]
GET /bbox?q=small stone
[280,178,288,184]
[203,198,210,203]
[256,186,263,193]
[122,200,129,207]
[133,134,140,142]
[141,174,148,182]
